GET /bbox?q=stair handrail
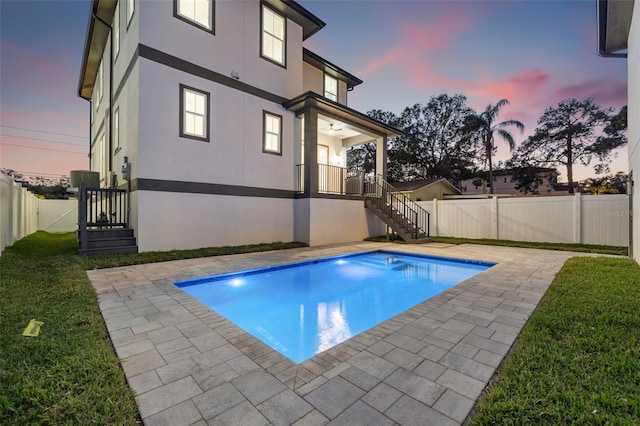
[364,175,431,238]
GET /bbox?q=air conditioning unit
[70,170,100,189]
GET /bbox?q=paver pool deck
[87,242,592,425]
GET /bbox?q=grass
[0,231,305,424]
[470,256,640,424]
[365,234,628,256]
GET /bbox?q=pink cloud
[553,79,627,108]
[356,12,471,79]
[0,39,79,102]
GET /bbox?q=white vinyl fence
[1,175,78,254]
[418,193,630,247]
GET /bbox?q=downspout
[93,13,114,188]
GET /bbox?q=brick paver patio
[87,242,591,425]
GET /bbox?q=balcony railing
[296,164,367,195]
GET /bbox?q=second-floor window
[263,111,282,155]
[114,108,120,152]
[261,4,285,66]
[113,3,120,59]
[126,0,134,27]
[176,0,214,32]
[324,74,338,102]
[97,60,103,105]
[180,84,210,141]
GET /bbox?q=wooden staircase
[364,176,431,244]
[77,186,138,255]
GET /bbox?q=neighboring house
[390,178,461,201]
[459,168,559,195]
[598,0,638,260]
[78,0,401,252]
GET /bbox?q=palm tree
[468,99,524,194]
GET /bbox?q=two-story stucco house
[78,0,407,252]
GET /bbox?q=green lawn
[0,232,305,424]
[366,234,628,256]
[470,256,640,424]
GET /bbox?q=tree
[511,98,627,194]
[382,94,481,185]
[580,172,629,194]
[466,99,524,194]
[1,168,70,199]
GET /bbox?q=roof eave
[597,0,633,58]
[77,0,117,100]
[283,92,404,137]
[303,48,363,89]
[266,0,326,40]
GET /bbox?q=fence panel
[38,199,78,232]
[418,194,629,247]
[582,194,629,246]
[1,175,39,254]
[498,196,575,243]
[435,199,494,239]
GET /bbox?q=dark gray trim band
[294,193,366,200]
[138,44,287,104]
[132,178,296,199]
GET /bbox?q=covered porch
[285,92,400,197]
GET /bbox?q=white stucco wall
[303,198,385,246]
[139,0,304,100]
[137,59,295,190]
[135,191,294,252]
[629,1,640,260]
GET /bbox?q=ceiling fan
[323,123,343,133]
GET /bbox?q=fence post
[432,199,438,237]
[574,192,582,244]
[492,196,499,240]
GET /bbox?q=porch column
[376,136,388,180]
[303,108,319,196]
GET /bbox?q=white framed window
[97,59,103,104]
[175,0,214,32]
[126,0,134,27]
[324,74,338,102]
[180,84,209,141]
[114,108,120,151]
[113,3,120,59]
[99,133,107,184]
[261,4,285,66]
[263,111,282,155]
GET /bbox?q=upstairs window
[114,108,120,152]
[324,74,338,102]
[261,4,285,66]
[263,111,282,155]
[113,3,120,59]
[175,0,214,32]
[126,0,134,27]
[180,84,210,141]
[97,60,103,105]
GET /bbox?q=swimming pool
[176,250,494,363]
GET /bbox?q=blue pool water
[176,250,493,363]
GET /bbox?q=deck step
[78,227,138,255]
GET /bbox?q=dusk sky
[0,0,628,182]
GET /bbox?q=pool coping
[87,242,606,425]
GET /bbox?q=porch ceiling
[284,91,403,139]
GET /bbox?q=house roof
[303,49,363,89]
[390,178,462,194]
[597,0,635,57]
[78,0,117,100]
[284,91,403,138]
[78,0,326,100]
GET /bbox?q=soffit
[303,49,363,89]
[78,0,117,99]
[598,0,635,56]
